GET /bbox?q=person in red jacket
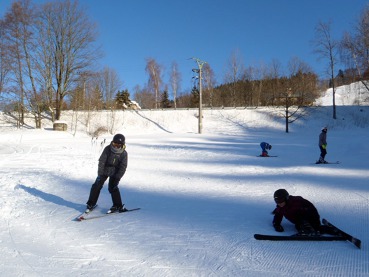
[272,189,321,235]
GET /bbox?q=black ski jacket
[98,144,128,180]
[272,195,321,230]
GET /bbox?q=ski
[254,233,347,242]
[314,161,340,164]
[78,208,141,221]
[76,205,98,221]
[322,218,361,249]
[257,155,278,157]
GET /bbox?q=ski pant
[319,146,327,160]
[87,176,123,207]
[295,213,321,233]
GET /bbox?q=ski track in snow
[0,106,369,276]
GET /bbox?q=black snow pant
[87,176,123,207]
[319,146,327,160]
[295,212,321,233]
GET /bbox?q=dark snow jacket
[98,144,128,180]
[319,131,327,147]
[272,195,321,230]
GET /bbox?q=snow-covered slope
[0,87,368,276]
[316,81,369,106]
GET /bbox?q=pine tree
[115,90,130,109]
[161,90,171,108]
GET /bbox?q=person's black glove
[273,223,284,232]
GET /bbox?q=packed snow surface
[1,84,368,276]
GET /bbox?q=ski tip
[352,238,361,249]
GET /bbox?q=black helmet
[112,134,125,145]
[274,189,289,204]
[268,145,272,150]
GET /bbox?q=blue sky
[1,0,368,95]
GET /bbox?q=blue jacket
[260,142,271,152]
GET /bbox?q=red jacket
[273,195,321,230]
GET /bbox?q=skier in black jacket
[86,134,128,213]
[272,189,321,235]
[272,189,338,236]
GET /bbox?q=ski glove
[322,144,327,149]
[273,223,284,232]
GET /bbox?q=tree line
[0,0,368,129]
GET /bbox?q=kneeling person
[272,189,322,235]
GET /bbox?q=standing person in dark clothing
[86,133,128,214]
[272,189,322,235]
[317,127,328,164]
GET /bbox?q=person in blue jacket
[260,142,272,157]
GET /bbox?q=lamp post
[191,57,206,134]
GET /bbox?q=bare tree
[3,1,28,126]
[353,5,369,78]
[2,0,46,128]
[313,20,339,119]
[36,4,56,121]
[202,63,216,107]
[243,65,261,106]
[169,61,181,109]
[134,85,155,109]
[267,59,283,105]
[340,6,369,92]
[99,67,122,108]
[224,49,244,107]
[95,67,121,134]
[275,58,319,133]
[0,19,10,95]
[341,33,362,78]
[39,0,99,120]
[287,56,318,103]
[278,88,303,133]
[0,19,12,114]
[145,58,162,109]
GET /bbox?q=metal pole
[198,66,203,134]
[190,57,206,134]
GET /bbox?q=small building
[53,120,68,131]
